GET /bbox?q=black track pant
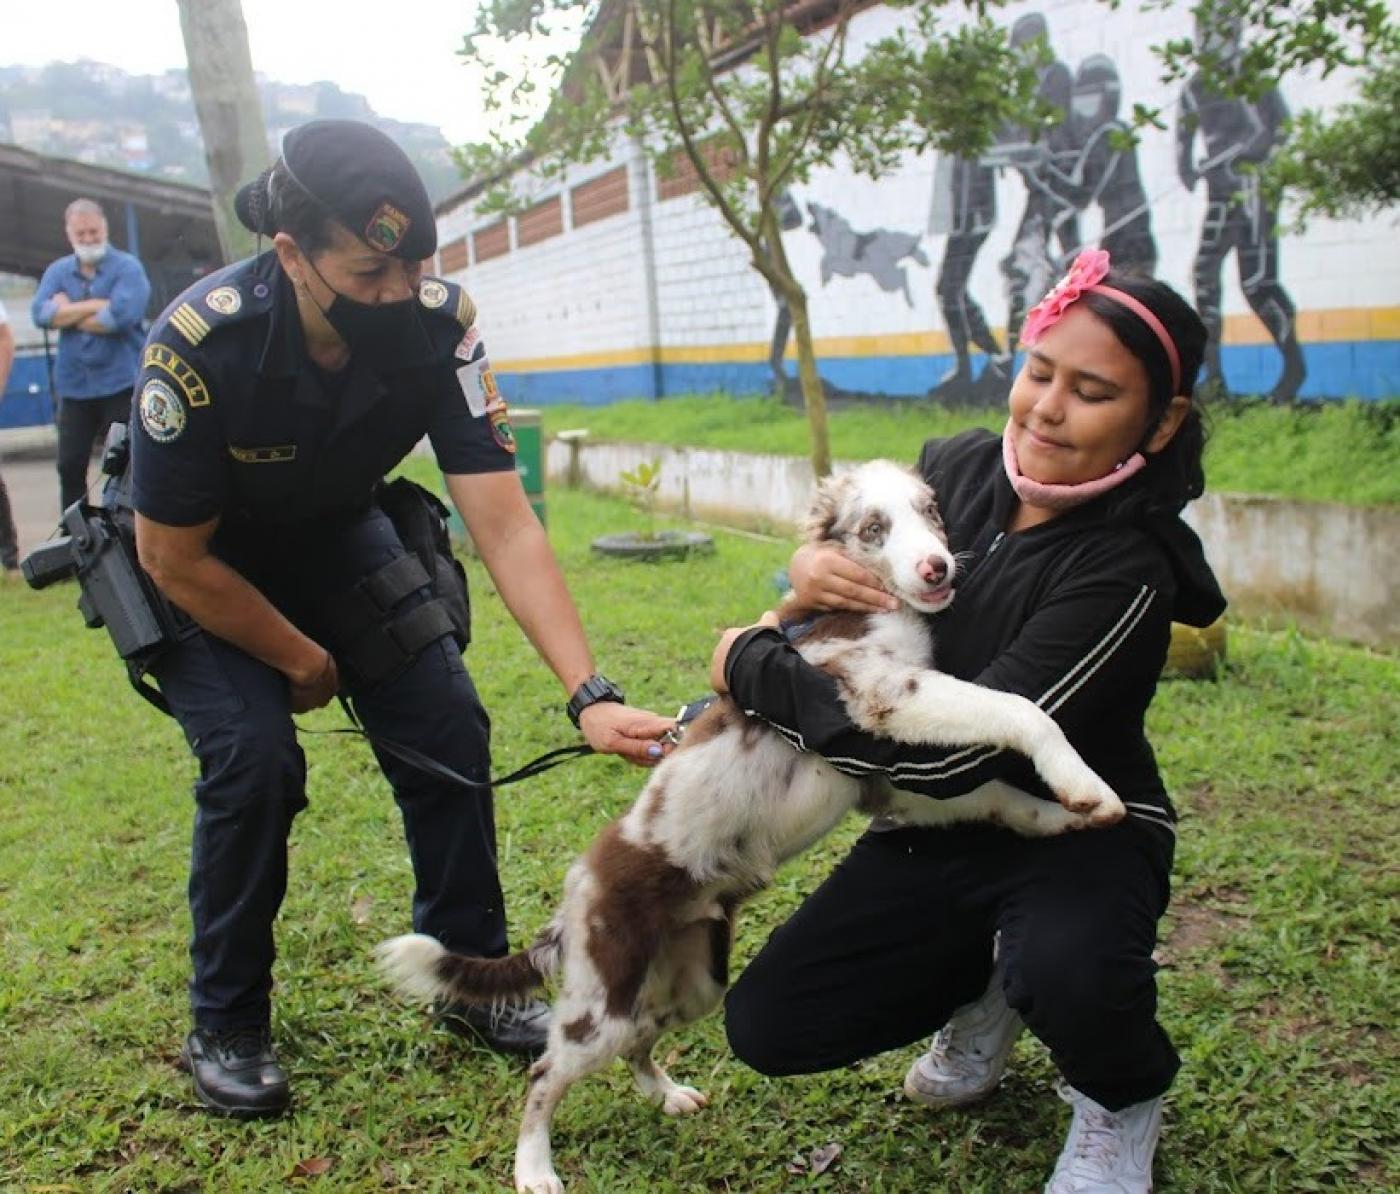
[725,816,1178,1112]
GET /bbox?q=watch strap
[566,674,625,728]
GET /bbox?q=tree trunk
[788,289,831,479]
[177,0,270,264]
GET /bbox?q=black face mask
[300,251,432,371]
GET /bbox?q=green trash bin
[512,408,545,527]
[443,406,544,548]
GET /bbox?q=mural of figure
[927,155,1012,404]
[989,13,1081,358]
[764,189,803,392]
[1177,21,1306,402]
[1049,55,1158,275]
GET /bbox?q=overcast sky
[4,0,573,145]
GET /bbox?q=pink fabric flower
[1020,248,1112,346]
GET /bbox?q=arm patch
[142,344,211,407]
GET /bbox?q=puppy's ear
[805,473,853,543]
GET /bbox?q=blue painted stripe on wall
[4,343,1394,428]
[495,342,1399,405]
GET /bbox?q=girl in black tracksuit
[715,258,1225,1191]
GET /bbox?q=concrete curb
[545,436,1400,649]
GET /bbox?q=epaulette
[161,266,272,349]
[419,276,476,330]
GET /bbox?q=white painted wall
[436,0,1400,400]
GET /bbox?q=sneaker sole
[902,1068,1004,1110]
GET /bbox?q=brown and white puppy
[376,459,1124,1194]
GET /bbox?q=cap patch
[139,379,187,443]
[365,202,410,252]
[419,279,449,309]
[205,286,242,316]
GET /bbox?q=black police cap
[234,119,436,260]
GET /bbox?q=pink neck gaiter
[1002,420,1147,512]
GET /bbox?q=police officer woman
[130,120,671,1117]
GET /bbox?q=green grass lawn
[539,395,1400,507]
[2,487,1396,1191]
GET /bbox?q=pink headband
[1021,249,1182,394]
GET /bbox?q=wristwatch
[566,674,625,728]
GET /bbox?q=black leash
[294,693,720,793]
[292,697,596,790]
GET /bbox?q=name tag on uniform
[456,356,498,418]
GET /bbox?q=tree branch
[659,0,771,276]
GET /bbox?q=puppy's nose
[918,556,948,584]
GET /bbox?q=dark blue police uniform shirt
[130,251,514,531]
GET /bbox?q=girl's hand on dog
[790,543,898,613]
[710,611,781,694]
[578,702,676,766]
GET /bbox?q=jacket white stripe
[1044,589,1157,715]
[749,585,1163,798]
[755,709,1177,822]
[1039,586,1154,712]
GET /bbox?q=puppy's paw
[1049,765,1125,824]
[516,1170,565,1194]
[1084,792,1126,826]
[662,1084,708,1115]
[1028,803,1095,836]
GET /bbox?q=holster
[320,479,472,688]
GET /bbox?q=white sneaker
[902,960,1024,1109]
[1043,1082,1163,1193]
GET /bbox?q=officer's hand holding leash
[576,701,675,767]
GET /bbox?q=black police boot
[181,1026,290,1118]
[436,998,551,1057]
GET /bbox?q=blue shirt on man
[31,247,152,400]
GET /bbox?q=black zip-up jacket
[724,430,1227,832]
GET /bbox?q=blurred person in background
[31,199,151,511]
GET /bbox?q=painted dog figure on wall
[806,203,929,307]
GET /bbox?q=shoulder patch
[143,343,211,408]
[205,286,242,316]
[168,302,212,347]
[419,279,449,310]
[487,396,516,454]
[138,378,187,443]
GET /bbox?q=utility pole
[177,0,270,263]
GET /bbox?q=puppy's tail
[375,926,562,1007]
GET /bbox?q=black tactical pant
[726,816,1178,1112]
[149,504,506,1031]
